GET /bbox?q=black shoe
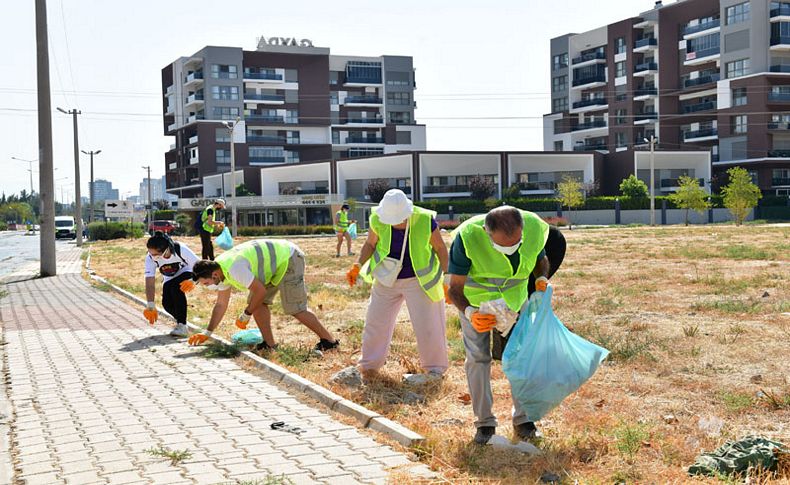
[473,426,495,445]
[514,422,538,441]
[256,341,278,352]
[314,338,340,352]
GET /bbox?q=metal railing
[344,118,384,124]
[243,71,283,80]
[771,65,790,73]
[345,95,383,104]
[660,178,704,188]
[246,135,287,143]
[572,144,607,152]
[686,47,720,61]
[423,185,471,194]
[635,86,658,97]
[572,52,606,64]
[346,137,385,144]
[249,156,286,164]
[245,114,285,123]
[634,37,658,49]
[771,35,790,46]
[572,74,606,87]
[768,151,790,158]
[634,62,658,73]
[345,76,382,84]
[244,93,285,102]
[184,72,203,83]
[684,18,720,36]
[518,181,557,191]
[683,73,720,88]
[572,120,607,131]
[768,122,790,130]
[683,128,717,140]
[186,93,204,103]
[683,101,716,113]
[772,177,790,185]
[771,5,790,17]
[635,112,658,122]
[572,98,607,109]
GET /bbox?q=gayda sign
[257,36,314,48]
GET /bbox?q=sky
[0,0,668,201]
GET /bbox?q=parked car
[148,220,178,234]
[54,216,76,239]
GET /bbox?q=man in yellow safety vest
[334,203,356,258]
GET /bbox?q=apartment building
[544,0,790,195]
[89,179,119,202]
[161,38,425,197]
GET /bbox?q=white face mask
[492,241,521,256]
[205,284,221,291]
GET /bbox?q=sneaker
[347,251,356,256]
[473,426,496,445]
[514,422,538,441]
[169,323,189,338]
[314,338,340,352]
[256,341,279,352]
[334,253,341,258]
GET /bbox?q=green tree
[721,167,762,225]
[502,183,521,200]
[365,179,391,203]
[669,175,710,226]
[235,184,254,196]
[0,202,35,224]
[469,175,497,200]
[557,176,585,230]
[619,174,649,198]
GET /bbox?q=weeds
[759,388,790,410]
[232,476,294,485]
[272,344,319,369]
[717,324,747,345]
[682,325,700,337]
[613,422,649,463]
[692,299,761,314]
[719,391,754,413]
[584,326,657,362]
[145,446,192,465]
[201,342,241,358]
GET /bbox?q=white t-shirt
[217,241,296,290]
[144,242,199,282]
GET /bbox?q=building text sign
[257,36,314,48]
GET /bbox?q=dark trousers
[162,272,192,324]
[199,229,214,260]
[492,226,567,360]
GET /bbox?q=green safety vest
[334,210,350,232]
[457,210,549,312]
[216,239,292,291]
[361,206,444,302]
[201,206,215,233]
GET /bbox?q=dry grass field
[87,224,790,484]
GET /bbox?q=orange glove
[235,312,251,329]
[188,332,210,346]
[443,284,450,302]
[180,280,196,293]
[465,307,496,333]
[143,302,157,325]
[535,276,549,292]
[346,264,361,287]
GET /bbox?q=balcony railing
[571,52,606,64]
[769,92,790,102]
[247,135,287,143]
[249,156,286,164]
[572,74,606,87]
[188,135,198,144]
[660,178,704,188]
[346,136,385,144]
[769,150,790,158]
[634,62,658,73]
[773,177,790,185]
[186,114,205,123]
[686,47,720,61]
[244,71,283,80]
[771,4,790,17]
[423,185,470,194]
[768,122,790,130]
[635,86,658,97]
[572,120,607,131]
[280,188,330,195]
[771,64,790,73]
[184,72,203,83]
[185,93,204,103]
[245,114,285,123]
[244,93,285,102]
[345,75,382,84]
[634,37,658,49]
[683,128,718,140]
[683,73,720,88]
[683,101,716,113]
[572,98,607,109]
[771,35,790,46]
[518,181,557,191]
[635,112,658,122]
[572,144,607,151]
[345,95,383,104]
[684,19,720,36]
[344,118,384,124]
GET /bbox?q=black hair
[341,203,350,210]
[484,206,523,236]
[193,260,221,280]
[146,231,173,252]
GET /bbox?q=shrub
[438,220,460,230]
[87,221,145,240]
[619,175,649,198]
[722,167,762,225]
[669,175,711,226]
[502,183,522,200]
[236,225,335,236]
[0,220,7,231]
[542,216,569,227]
[153,210,176,221]
[469,175,497,200]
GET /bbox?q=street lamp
[55,176,69,205]
[81,149,101,222]
[223,117,241,237]
[643,135,657,226]
[11,156,37,195]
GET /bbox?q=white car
[54,216,76,239]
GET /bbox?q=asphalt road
[0,231,74,279]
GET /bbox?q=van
[54,216,76,239]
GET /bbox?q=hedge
[87,221,145,240]
[153,210,177,220]
[237,225,336,236]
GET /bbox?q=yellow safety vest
[216,239,292,291]
[201,206,215,233]
[334,210,349,232]
[362,206,443,302]
[457,210,549,312]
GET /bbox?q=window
[396,131,412,144]
[616,132,627,148]
[329,71,341,85]
[771,21,790,43]
[285,150,300,163]
[387,92,411,105]
[615,37,626,55]
[733,87,747,106]
[748,170,759,184]
[616,109,627,125]
[286,131,300,144]
[726,2,750,25]
[615,61,626,78]
[215,149,231,164]
[211,86,239,100]
[552,75,568,93]
[687,32,720,56]
[329,92,338,105]
[388,111,411,124]
[285,110,298,124]
[211,64,238,79]
[386,71,411,86]
[212,107,239,120]
[249,146,284,163]
[615,85,627,101]
[552,97,568,113]
[726,58,750,78]
[552,53,568,71]
[554,141,563,151]
[215,128,230,143]
[733,114,748,133]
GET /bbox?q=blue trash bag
[502,285,609,421]
[231,329,262,345]
[216,227,233,250]
[348,222,358,240]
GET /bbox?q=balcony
[247,135,287,144]
[243,71,283,81]
[571,120,607,132]
[344,95,383,105]
[571,52,606,65]
[345,136,385,144]
[572,143,608,151]
[188,135,198,145]
[165,104,174,115]
[770,35,790,50]
[683,128,718,141]
[771,64,790,72]
[683,101,716,113]
[768,122,790,130]
[189,155,199,165]
[423,185,470,194]
[518,181,557,192]
[634,86,658,98]
[773,177,790,185]
[685,47,720,65]
[660,178,704,188]
[634,37,658,51]
[771,5,790,18]
[635,112,658,123]
[281,188,330,195]
[769,92,790,102]
[168,162,177,170]
[683,73,720,89]
[167,122,177,132]
[572,74,607,88]
[243,93,285,103]
[683,19,720,37]
[249,156,286,164]
[769,150,790,158]
[634,62,658,75]
[343,118,384,125]
[185,113,204,124]
[344,75,382,86]
[571,98,608,110]
[185,93,204,106]
[165,85,174,96]
[245,114,285,123]
[184,71,204,87]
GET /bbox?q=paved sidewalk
[0,249,433,484]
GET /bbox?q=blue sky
[0,0,660,199]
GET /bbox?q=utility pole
[58,107,83,246]
[224,117,240,237]
[142,165,152,231]
[648,135,656,226]
[81,149,101,222]
[35,0,56,276]
[11,157,36,195]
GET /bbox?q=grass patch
[723,244,774,260]
[233,476,294,485]
[448,337,465,362]
[593,297,621,315]
[145,446,192,465]
[271,344,319,369]
[719,391,754,413]
[691,299,761,314]
[682,325,700,337]
[612,421,650,463]
[759,388,790,410]
[582,326,657,362]
[717,324,747,345]
[201,342,241,358]
[0,288,8,300]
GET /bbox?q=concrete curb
[85,265,425,447]
[0,326,15,485]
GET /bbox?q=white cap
[214,198,226,206]
[373,189,413,225]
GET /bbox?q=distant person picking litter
[196,198,225,260]
[334,203,356,257]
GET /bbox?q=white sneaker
[170,323,189,337]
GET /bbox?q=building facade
[544,0,790,195]
[90,179,119,202]
[161,38,426,198]
[139,176,177,205]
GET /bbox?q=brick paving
[0,247,433,484]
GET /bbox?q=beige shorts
[248,249,308,315]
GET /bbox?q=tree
[153,199,171,210]
[619,174,649,198]
[365,178,391,203]
[235,184,254,196]
[469,175,496,200]
[0,202,34,224]
[721,166,762,225]
[669,175,710,226]
[557,175,585,230]
[502,183,521,200]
